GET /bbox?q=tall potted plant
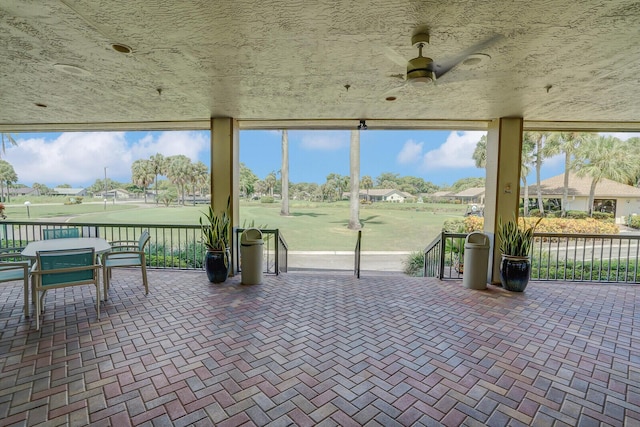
[200,196,231,283]
[497,215,541,292]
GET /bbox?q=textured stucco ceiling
[1,0,640,130]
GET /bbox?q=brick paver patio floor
[1,269,639,426]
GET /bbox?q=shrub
[566,210,588,219]
[629,215,640,229]
[260,196,275,203]
[442,218,466,233]
[403,251,424,276]
[591,212,614,221]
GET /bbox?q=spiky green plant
[497,215,542,257]
[199,196,231,255]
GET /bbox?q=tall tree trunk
[155,174,159,205]
[522,177,529,216]
[348,130,361,230]
[588,179,597,217]
[280,130,290,216]
[562,155,570,217]
[536,145,544,215]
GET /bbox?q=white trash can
[240,228,264,285]
[462,232,490,290]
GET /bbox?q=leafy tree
[239,163,259,197]
[0,160,18,202]
[472,135,487,169]
[326,173,349,200]
[131,159,155,203]
[572,135,634,216]
[376,172,401,188]
[32,182,50,196]
[450,177,485,193]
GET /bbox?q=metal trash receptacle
[462,232,490,290]
[240,228,264,285]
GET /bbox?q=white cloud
[6,131,208,187]
[299,131,348,151]
[421,131,486,169]
[396,139,423,164]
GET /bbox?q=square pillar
[210,117,240,273]
[483,117,523,284]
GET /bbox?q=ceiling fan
[384,31,502,93]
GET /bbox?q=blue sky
[4,130,637,189]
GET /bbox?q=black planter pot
[499,255,531,292]
[204,250,230,283]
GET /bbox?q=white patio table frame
[21,237,112,307]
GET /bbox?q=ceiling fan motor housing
[407,56,436,84]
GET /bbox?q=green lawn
[4,199,466,251]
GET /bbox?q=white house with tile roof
[525,173,640,224]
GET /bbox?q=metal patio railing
[0,221,287,275]
[424,231,640,283]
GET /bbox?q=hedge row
[462,217,619,235]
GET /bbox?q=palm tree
[280,130,290,216]
[149,153,166,205]
[0,160,18,203]
[348,130,361,230]
[190,161,209,204]
[520,139,535,216]
[0,133,17,159]
[572,135,634,216]
[525,131,550,215]
[543,132,591,216]
[473,133,534,215]
[472,135,487,168]
[265,172,277,197]
[131,159,155,203]
[361,175,374,202]
[166,155,192,205]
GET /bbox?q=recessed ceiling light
[461,53,491,67]
[53,63,91,76]
[111,43,132,54]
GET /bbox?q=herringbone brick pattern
[1,269,639,426]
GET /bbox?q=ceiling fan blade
[428,33,503,79]
[383,46,409,68]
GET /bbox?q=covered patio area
[1,270,638,426]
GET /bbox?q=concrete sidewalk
[288,251,411,273]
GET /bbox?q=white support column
[484,117,523,284]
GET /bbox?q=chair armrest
[110,244,140,251]
[109,240,138,246]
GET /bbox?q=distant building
[6,187,36,197]
[453,187,485,204]
[53,187,87,196]
[524,173,640,224]
[359,188,414,203]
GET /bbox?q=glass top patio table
[21,237,112,258]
